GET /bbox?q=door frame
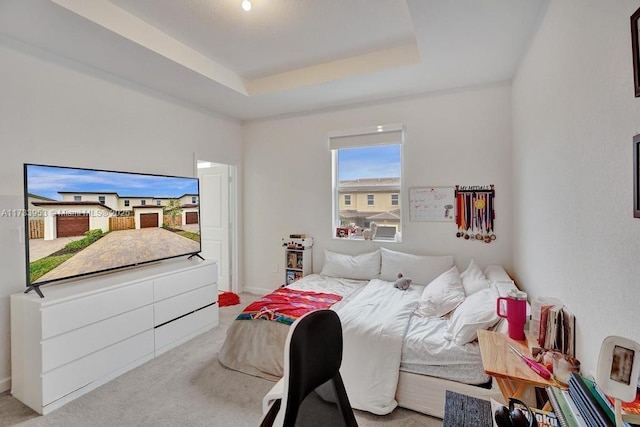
[194,158,239,294]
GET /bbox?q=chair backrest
[278,309,344,426]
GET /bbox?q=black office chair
[260,309,358,427]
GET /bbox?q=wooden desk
[443,390,492,427]
[477,329,561,407]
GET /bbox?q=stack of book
[538,302,576,357]
[546,384,588,427]
[546,373,639,427]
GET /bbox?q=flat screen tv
[23,163,202,297]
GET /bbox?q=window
[74,195,81,201]
[124,200,130,207]
[141,200,146,206]
[330,124,403,241]
[156,200,161,206]
[98,196,105,205]
[192,196,197,203]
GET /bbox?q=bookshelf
[283,236,312,285]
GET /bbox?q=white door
[198,162,232,292]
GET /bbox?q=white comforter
[334,279,423,415]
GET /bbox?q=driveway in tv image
[34,228,200,284]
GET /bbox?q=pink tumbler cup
[496,290,527,340]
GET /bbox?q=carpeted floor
[0,293,443,427]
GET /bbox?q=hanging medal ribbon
[454,185,495,243]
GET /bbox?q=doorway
[197,160,237,293]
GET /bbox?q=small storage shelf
[283,237,312,285]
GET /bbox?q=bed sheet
[400,314,490,384]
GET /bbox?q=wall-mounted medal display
[455,185,496,243]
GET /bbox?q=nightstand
[477,329,561,408]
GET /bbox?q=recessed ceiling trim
[51,0,248,95]
[246,43,422,96]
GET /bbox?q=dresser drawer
[41,280,153,339]
[154,263,217,301]
[155,305,218,354]
[42,306,154,372]
[42,330,154,406]
[154,284,216,326]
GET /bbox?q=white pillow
[320,249,380,280]
[460,259,492,296]
[414,266,465,318]
[444,285,500,345]
[379,247,453,285]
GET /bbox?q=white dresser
[11,258,218,414]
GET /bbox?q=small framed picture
[632,6,640,97]
[335,227,349,238]
[597,336,640,402]
[634,135,640,218]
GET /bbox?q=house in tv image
[30,191,199,240]
[28,190,201,285]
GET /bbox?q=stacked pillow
[414,258,502,345]
[320,249,380,280]
[319,247,454,284]
[319,249,507,345]
[379,247,453,285]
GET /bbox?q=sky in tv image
[26,164,198,200]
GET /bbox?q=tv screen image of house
[24,163,201,288]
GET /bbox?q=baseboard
[0,376,10,393]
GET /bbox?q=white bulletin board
[409,187,455,222]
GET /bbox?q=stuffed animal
[394,273,412,290]
[363,222,378,240]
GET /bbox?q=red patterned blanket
[236,287,342,325]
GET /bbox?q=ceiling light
[242,0,252,11]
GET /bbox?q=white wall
[0,38,242,391]
[243,84,513,294]
[513,0,640,376]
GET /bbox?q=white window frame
[329,124,404,242]
[344,194,351,206]
[391,194,399,206]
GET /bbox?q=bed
[219,248,515,418]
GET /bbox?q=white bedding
[220,266,514,415]
[400,313,490,384]
[333,279,422,415]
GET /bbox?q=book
[605,389,640,424]
[569,373,614,426]
[491,398,560,427]
[576,375,632,426]
[546,385,586,427]
[531,407,560,427]
[539,304,554,346]
[538,303,575,357]
[286,270,295,285]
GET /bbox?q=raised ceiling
[0,0,549,121]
